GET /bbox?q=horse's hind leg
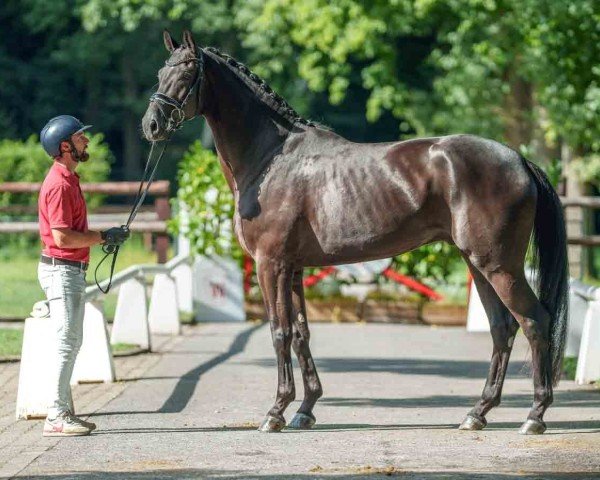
[482,269,553,434]
[288,269,323,429]
[459,262,519,431]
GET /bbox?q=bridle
[149,48,204,132]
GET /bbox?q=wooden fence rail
[0,181,171,263]
[560,197,600,247]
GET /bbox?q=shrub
[169,141,243,264]
[0,133,112,210]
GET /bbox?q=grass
[0,328,143,358]
[0,328,23,357]
[0,235,166,319]
[563,356,578,381]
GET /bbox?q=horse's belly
[310,184,427,256]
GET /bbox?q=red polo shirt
[38,162,90,262]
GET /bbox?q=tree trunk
[502,67,534,151]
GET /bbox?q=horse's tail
[523,158,569,386]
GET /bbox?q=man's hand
[101,226,130,246]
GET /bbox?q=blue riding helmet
[40,115,92,157]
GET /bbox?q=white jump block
[466,283,490,332]
[336,259,392,283]
[110,277,151,350]
[148,273,181,335]
[16,314,73,420]
[566,286,589,357]
[575,299,600,384]
[466,269,537,333]
[172,262,193,315]
[16,317,55,419]
[193,255,245,322]
[71,301,115,385]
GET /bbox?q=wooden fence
[0,181,171,263]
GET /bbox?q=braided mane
[203,47,315,128]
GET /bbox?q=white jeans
[38,262,86,418]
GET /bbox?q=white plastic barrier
[172,262,193,315]
[15,308,73,419]
[466,283,490,332]
[566,280,591,357]
[17,299,115,419]
[70,301,115,384]
[466,269,537,333]
[110,277,151,350]
[193,255,245,322]
[570,280,600,384]
[336,259,392,283]
[148,273,181,334]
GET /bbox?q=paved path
[2,323,600,479]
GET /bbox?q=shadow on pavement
[18,469,600,479]
[90,323,264,418]
[245,357,530,379]
[320,389,600,409]
[88,419,600,436]
[158,322,264,413]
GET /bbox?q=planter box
[362,299,421,324]
[421,303,467,326]
[246,298,423,324]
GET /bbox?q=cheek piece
[149,48,204,132]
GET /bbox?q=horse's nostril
[150,119,158,133]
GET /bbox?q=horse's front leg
[288,268,323,429]
[257,259,295,433]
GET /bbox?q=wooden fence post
[155,195,170,264]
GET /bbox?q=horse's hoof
[458,415,487,431]
[519,419,546,435]
[257,415,286,433]
[288,412,316,430]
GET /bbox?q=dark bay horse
[142,30,568,435]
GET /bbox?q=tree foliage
[4,0,600,283]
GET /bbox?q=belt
[40,255,89,271]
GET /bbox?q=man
[38,115,129,436]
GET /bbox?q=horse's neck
[202,57,289,192]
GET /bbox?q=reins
[94,140,170,293]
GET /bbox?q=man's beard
[78,150,90,162]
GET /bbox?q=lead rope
[94,139,170,293]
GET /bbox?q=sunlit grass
[0,235,167,319]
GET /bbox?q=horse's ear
[182,30,196,50]
[163,30,179,53]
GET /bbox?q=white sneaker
[43,412,93,437]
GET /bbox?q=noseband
[149,48,204,132]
